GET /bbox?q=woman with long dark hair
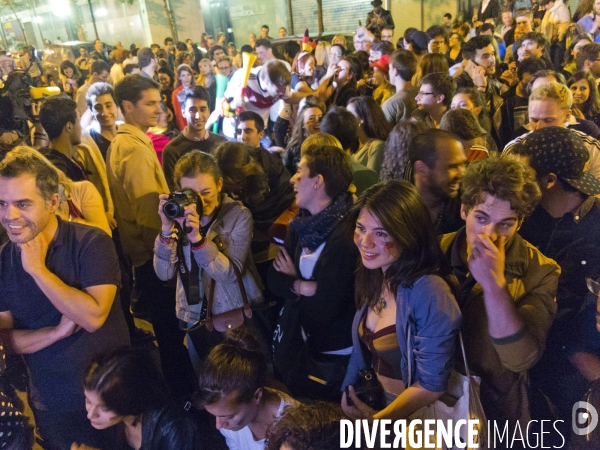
[568,71,600,128]
[346,96,390,175]
[283,98,326,175]
[59,60,81,99]
[342,181,461,421]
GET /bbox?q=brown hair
[212,142,269,208]
[172,150,222,190]
[302,144,352,199]
[197,328,267,406]
[460,154,541,219]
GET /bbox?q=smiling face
[158,72,171,91]
[570,78,590,107]
[329,47,343,65]
[204,390,259,432]
[85,390,123,430]
[0,174,59,244]
[290,157,320,209]
[354,208,400,273]
[300,56,316,76]
[64,67,74,78]
[183,97,210,134]
[302,107,322,135]
[90,93,118,129]
[179,172,222,219]
[461,193,520,255]
[418,138,467,200]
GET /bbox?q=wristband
[32,117,41,124]
[190,236,206,250]
[159,234,175,245]
[161,229,175,237]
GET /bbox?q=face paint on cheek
[353,233,360,243]
[384,242,395,250]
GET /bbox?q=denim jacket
[153,195,263,323]
[342,275,461,393]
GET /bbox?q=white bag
[407,332,487,450]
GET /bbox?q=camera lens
[162,201,182,219]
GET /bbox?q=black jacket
[268,217,358,353]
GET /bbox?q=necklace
[374,297,387,315]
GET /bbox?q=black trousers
[134,261,196,400]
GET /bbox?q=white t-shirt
[220,389,299,450]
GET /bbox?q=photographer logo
[572,401,598,436]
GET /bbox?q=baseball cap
[369,53,390,72]
[409,31,429,54]
[521,127,600,196]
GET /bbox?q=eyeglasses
[418,91,436,96]
[218,66,231,70]
[330,52,342,57]
[587,278,600,295]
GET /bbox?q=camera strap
[177,234,202,306]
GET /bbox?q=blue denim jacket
[342,275,461,393]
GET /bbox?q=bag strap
[177,235,202,306]
[204,257,252,330]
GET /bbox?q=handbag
[178,240,252,333]
[407,331,488,450]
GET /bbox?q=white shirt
[220,389,299,450]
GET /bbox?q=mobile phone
[271,236,284,245]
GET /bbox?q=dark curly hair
[379,120,427,182]
[461,154,541,219]
[265,402,346,450]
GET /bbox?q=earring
[313,184,318,190]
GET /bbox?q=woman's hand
[158,194,174,232]
[273,246,297,277]
[175,204,202,243]
[342,387,377,421]
[293,280,317,297]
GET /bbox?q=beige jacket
[107,123,168,267]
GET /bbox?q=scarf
[290,192,353,252]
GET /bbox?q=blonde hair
[300,133,342,156]
[529,82,573,111]
[314,42,331,66]
[332,34,347,48]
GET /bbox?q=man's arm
[19,232,117,333]
[0,311,79,354]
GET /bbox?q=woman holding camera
[341,181,461,421]
[153,150,263,365]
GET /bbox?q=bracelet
[159,234,175,245]
[190,237,206,250]
[161,229,175,237]
[32,117,40,124]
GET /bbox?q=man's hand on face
[18,232,49,275]
[468,234,507,291]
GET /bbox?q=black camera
[346,368,385,411]
[162,188,203,219]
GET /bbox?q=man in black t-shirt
[39,96,87,181]
[162,86,226,190]
[0,152,129,448]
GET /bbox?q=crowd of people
[0,0,599,448]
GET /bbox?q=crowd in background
[0,0,600,448]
